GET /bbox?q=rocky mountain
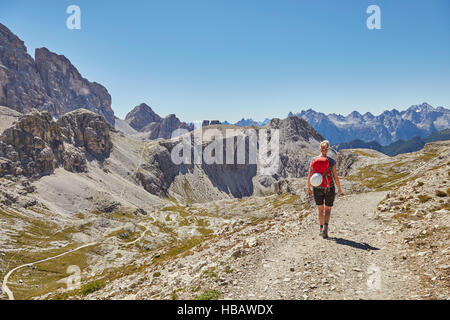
[234,118,270,127]
[121,103,194,139]
[292,103,450,145]
[0,23,115,125]
[334,128,450,156]
[0,108,113,179]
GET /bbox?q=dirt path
[223,191,421,299]
[1,223,150,300]
[1,242,98,300]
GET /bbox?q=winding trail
[1,222,150,300]
[1,242,98,300]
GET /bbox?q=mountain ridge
[0,23,115,125]
[334,128,450,156]
[292,103,449,145]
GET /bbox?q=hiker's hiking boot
[322,228,329,239]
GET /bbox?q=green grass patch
[152,221,177,238]
[161,205,190,218]
[152,236,207,264]
[196,289,222,300]
[416,149,439,162]
[80,280,106,295]
[197,227,213,237]
[353,150,377,158]
[273,193,301,209]
[346,165,411,191]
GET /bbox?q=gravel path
[223,191,421,299]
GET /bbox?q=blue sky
[1,0,449,122]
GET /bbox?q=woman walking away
[307,140,343,239]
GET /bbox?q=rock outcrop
[0,23,115,124]
[58,109,113,158]
[0,110,64,177]
[124,103,194,139]
[0,108,113,178]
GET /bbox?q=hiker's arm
[307,166,312,195]
[332,165,342,194]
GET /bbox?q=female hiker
[307,140,343,239]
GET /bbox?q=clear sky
[1,0,449,122]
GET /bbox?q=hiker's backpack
[310,156,333,189]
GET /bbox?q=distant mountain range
[201,118,270,127]
[233,118,270,127]
[290,103,450,145]
[334,129,450,156]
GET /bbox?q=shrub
[153,272,161,277]
[416,181,424,187]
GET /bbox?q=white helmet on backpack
[310,173,323,187]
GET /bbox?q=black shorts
[313,186,336,207]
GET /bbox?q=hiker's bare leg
[318,205,325,228]
[324,205,332,231]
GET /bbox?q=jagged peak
[347,110,362,118]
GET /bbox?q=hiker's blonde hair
[320,140,330,150]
